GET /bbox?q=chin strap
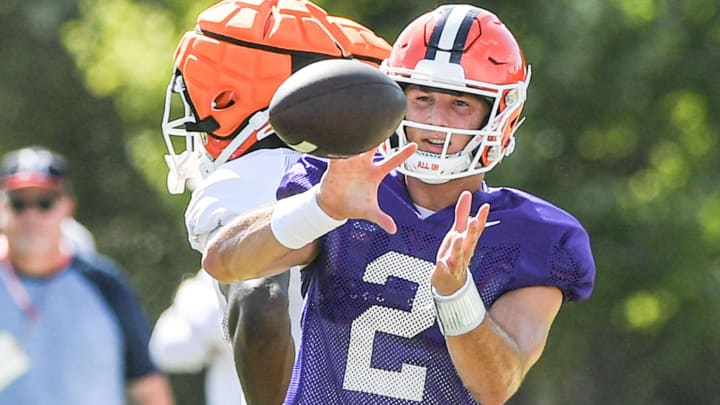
[204,109,271,172]
[401,150,472,184]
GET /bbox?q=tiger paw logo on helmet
[161,0,391,194]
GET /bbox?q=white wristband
[270,185,347,249]
[432,270,486,336]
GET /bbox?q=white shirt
[62,218,97,258]
[150,270,244,405]
[185,148,301,252]
[183,147,305,350]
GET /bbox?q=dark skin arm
[224,274,295,405]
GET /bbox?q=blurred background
[1,0,719,403]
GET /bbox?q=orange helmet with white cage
[161,0,391,193]
[379,4,531,184]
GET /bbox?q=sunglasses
[8,194,60,213]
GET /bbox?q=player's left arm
[447,286,561,405]
[431,191,563,405]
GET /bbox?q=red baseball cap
[1,146,69,191]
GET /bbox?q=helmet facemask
[378,4,531,184]
[381,64,530,184]
[161,72,203,194]
[161,71,272,194]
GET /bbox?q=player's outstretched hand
[431,191,490,296]
[316,142,417,234]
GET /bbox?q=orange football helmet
[161,0,391,193]
[379,5,531,183]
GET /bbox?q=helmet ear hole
[212,91,236,110]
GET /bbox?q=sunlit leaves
[667,91,716,159]
[60,0,176,114]
[621,90,714,208]
[609,0,666,26]
[577,120,639,161]
[59,0,210,198]
[698,196,720,244]
[126,129,191,214]
[620,290,677,331]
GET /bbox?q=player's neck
[405,174,485,212]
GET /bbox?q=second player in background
[160,0,392,403]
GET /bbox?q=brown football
[269,59,406,158]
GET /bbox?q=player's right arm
[203,144,417,284]
[202,205,318,283]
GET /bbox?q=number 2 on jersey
[342,252,436,402]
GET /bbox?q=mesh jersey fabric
[276,156,595,404]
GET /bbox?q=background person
[0,146,174,405]
[150,269,245,405]
[62,217,97,259]
[160,1,391,402]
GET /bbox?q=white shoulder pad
[184,149,301,252]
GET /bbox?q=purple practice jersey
[277,156,596,404]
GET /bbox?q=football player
[160,0,391,403]
[203,4,596,404]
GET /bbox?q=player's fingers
[475,203,490,228]
[370,210,398,235]
[444,237,469,292]
[461,203,490,257]
[431,258,451,288]
[433,234,470,294]
[435,229,459,269]
[452,191,472,232]
[376,142,417,174]
[451,234,466,270]
[326,154,354,175]
[463,218,482,255]
[437,234,463,273]
[435,259,450,274]
[470,204,490,237]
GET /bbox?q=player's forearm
[203,206,298,283]
[445,317,525,405]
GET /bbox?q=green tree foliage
[0,0,205,401]
[2,0,718,403]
